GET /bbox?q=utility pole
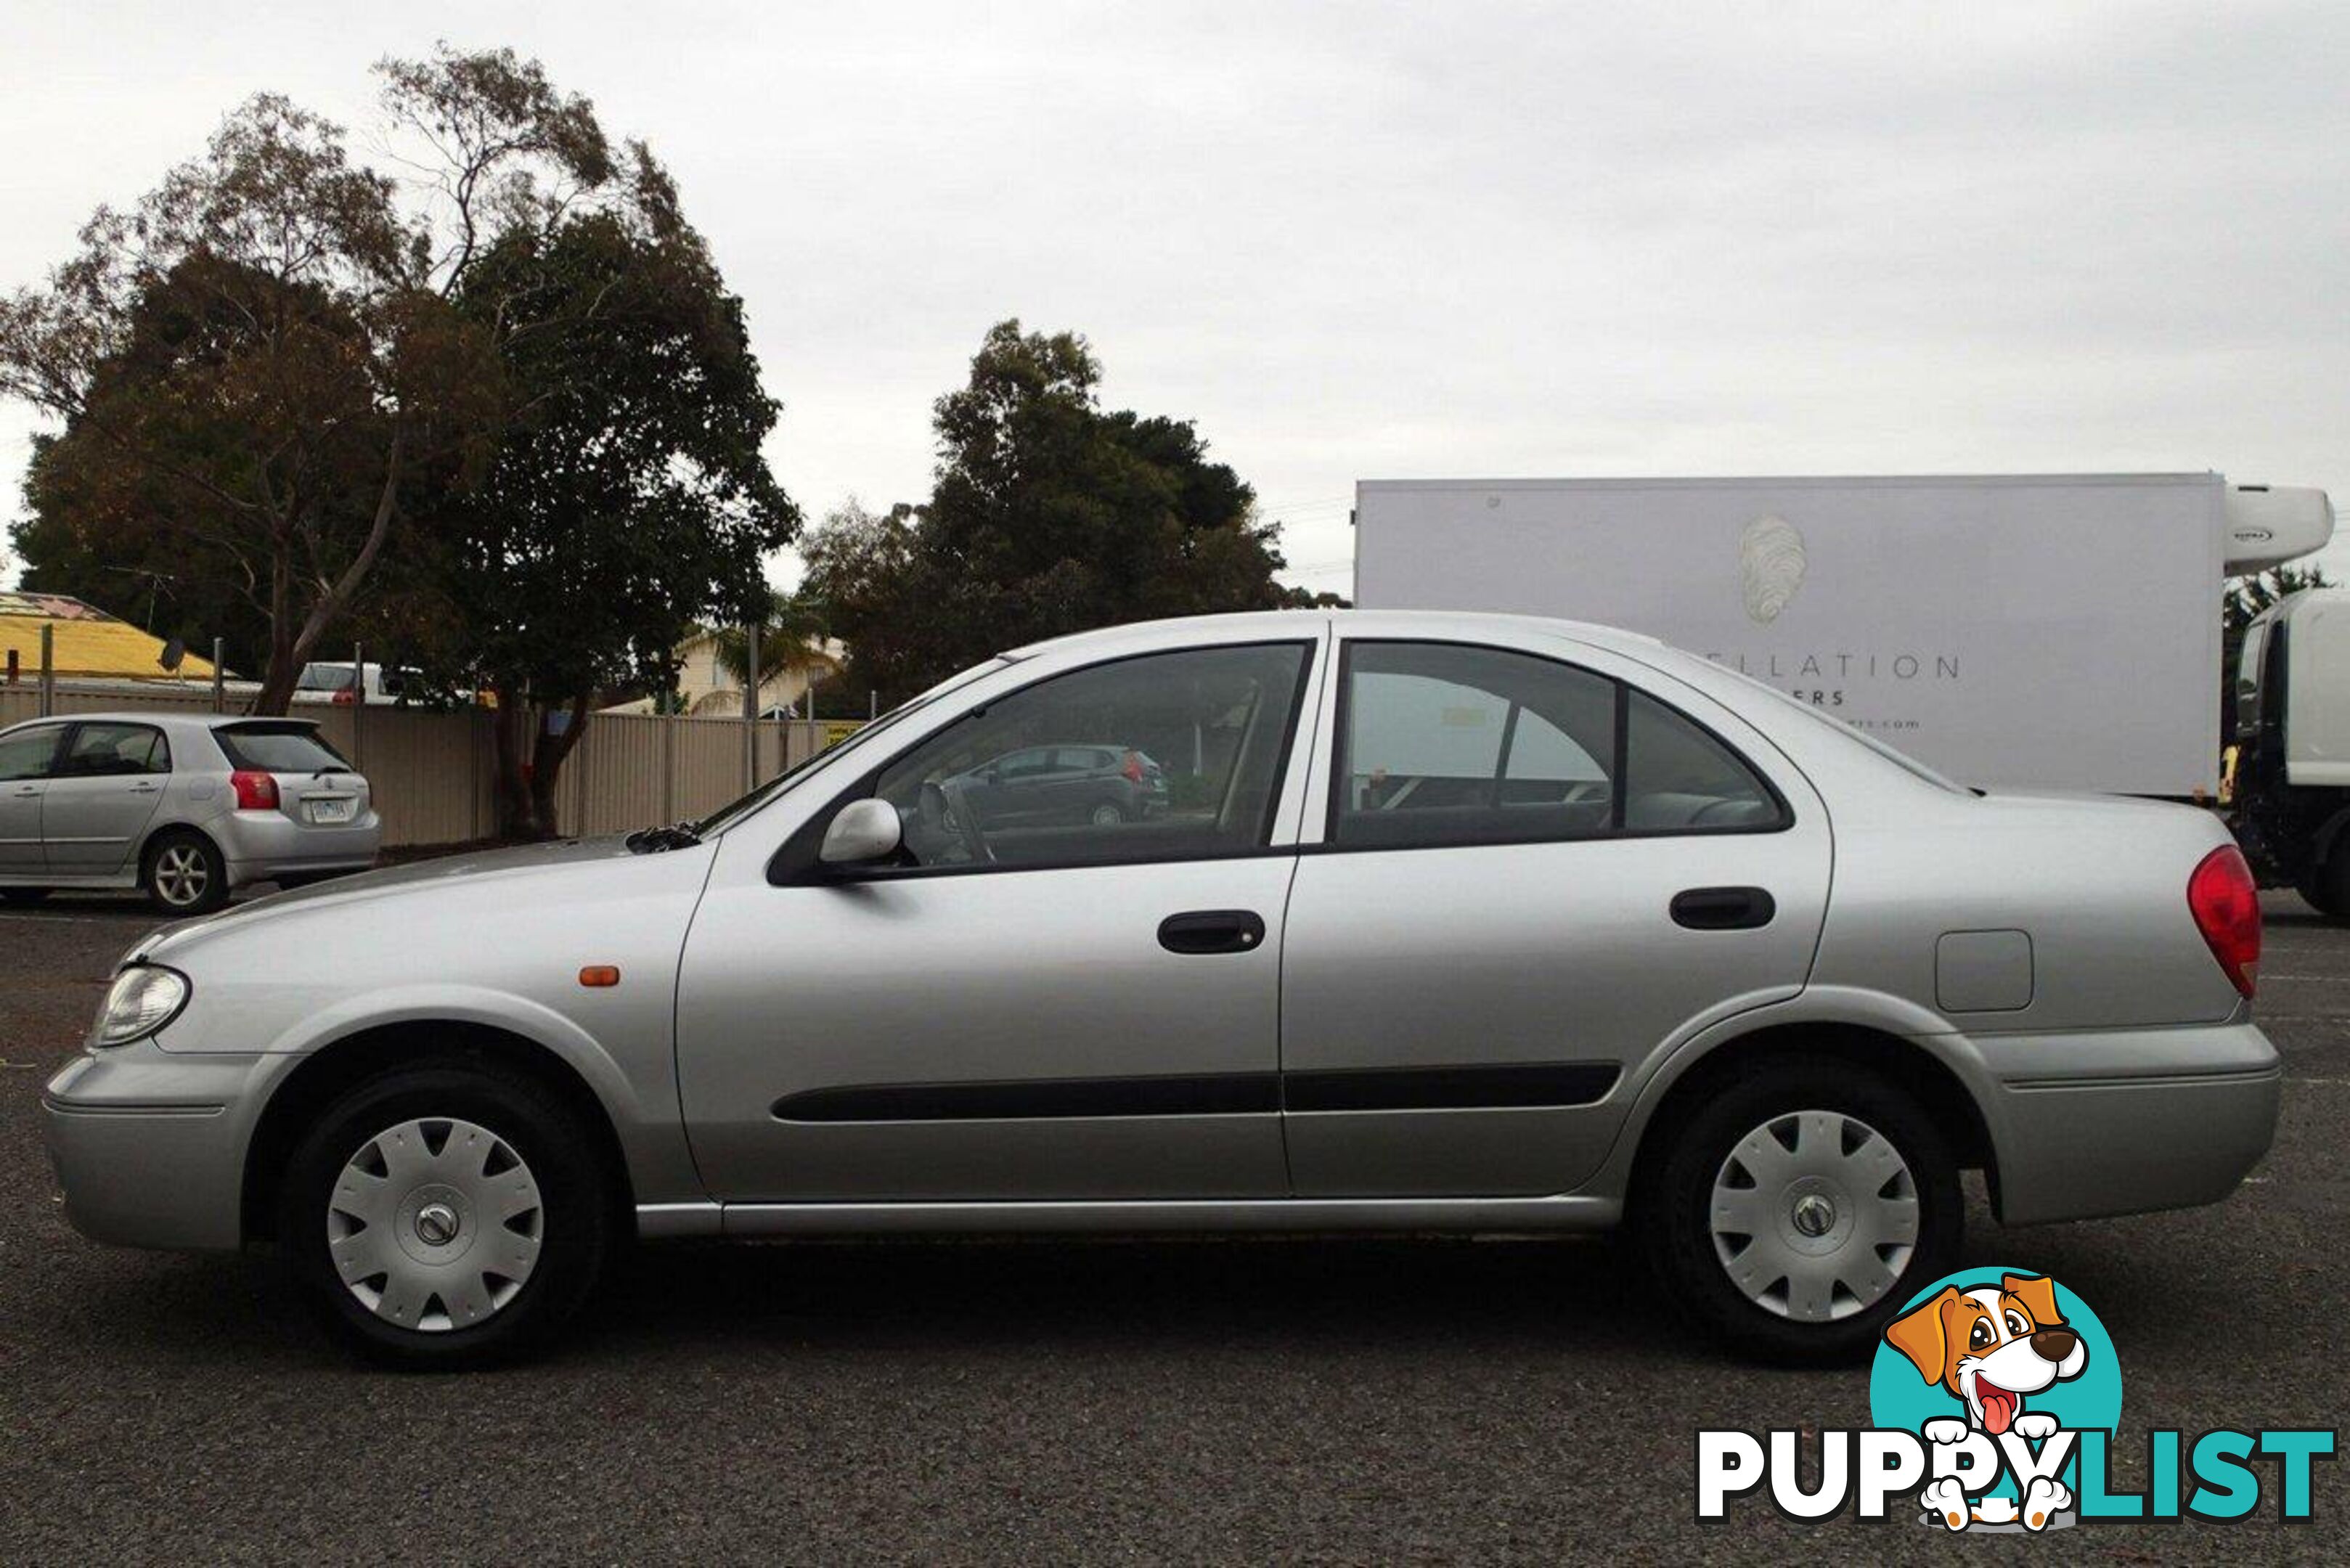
[37,624,54,717]
[743,618,761,789]
[211,637,225,714]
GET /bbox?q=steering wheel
[921,778,994,865]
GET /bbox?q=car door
[0,725,67,876]
[1279,634,1832,1197]
[40,722,173,874]
[675,634,1325,1203]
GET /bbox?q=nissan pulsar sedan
[41,612,2278,1367]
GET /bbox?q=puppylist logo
[1696,1269,2336,1532]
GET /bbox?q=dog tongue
[1978,1381,2018,1436]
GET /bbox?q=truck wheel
[143,830,229,915]
[2298,852,2350,918]
[280,1059,613,1369]
[1639,1054,1962,1364]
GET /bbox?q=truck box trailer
[1353,473,2332,799]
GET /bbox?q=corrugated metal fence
[0,682,833,847]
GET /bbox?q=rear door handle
[1670,886,1776,931]
[1158,909,1267,955]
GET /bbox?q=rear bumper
[1975,1023,2280,1225]
[213,809,380,886]
[40,1045,284,1251]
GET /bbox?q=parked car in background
[0,713,380,913]
[945,743,1170,828]
[292,661,425,706]
[39,612,2274,1369]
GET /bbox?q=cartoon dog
[1883,1273,2089,1531]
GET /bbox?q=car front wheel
[280,1059,613,1368]
[1640,1053,1962,1363]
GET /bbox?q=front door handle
[1670,886,1776,931]
[1158,909,1267,955]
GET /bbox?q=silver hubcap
[153,844,208,906]
[1090,804,1122,825]
[327,1117,543,1334]
[1710,1108,1919,1322]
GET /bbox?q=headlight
[93,965,189,1047]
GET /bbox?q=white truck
[1353,473,2346,893]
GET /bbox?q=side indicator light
[579,965,621,988]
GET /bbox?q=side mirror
[819,797,902,867]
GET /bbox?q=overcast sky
[4,0,2346,600]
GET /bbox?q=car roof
[0,711,321,735]
[1000,608,1665,663]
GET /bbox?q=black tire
[279,1059,613,1370]
[1087,799,1130,827]
[1638,1053,1962,1365]
[0,888,50,906]
[142,828,230,915]
[2297,852,2350,919]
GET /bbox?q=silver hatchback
[0,712,380,914]
[39,613,2277,1368]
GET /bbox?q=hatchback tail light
[2187,844,2261,999]
[1122,751,1145,783]
[230,769,280,811]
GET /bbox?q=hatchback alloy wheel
[152,842,210,907]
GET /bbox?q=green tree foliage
[440,195,795,837]
[804,321,1301,701]
[0,52,622,709]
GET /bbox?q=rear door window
[214,723,352,773]
[58,722,171,777]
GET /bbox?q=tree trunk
[527,693,593,838]
[489,685,542,840]
[254,428,406,716]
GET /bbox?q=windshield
[295,663,357,691]
[690,656,1015,836]
[214,722,352,773]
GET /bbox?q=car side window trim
[766,637,1323,886]
[1322,637,1792,852]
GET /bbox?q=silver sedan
[40,612,2277,1366]
[1,711,380,914]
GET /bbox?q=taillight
[1122,751,1144,783]
[2187,844,2261,999]
[230,769,280,810]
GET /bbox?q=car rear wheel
[143,830,229,915]
[1640,1054,1961,1363]
[280,1060,613,1369]
[1088,800,1128,827]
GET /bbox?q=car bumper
[1975,1021,2280,1225]
[39,1043,285,1251]
[213,809,381,887]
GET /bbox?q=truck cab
[2232,587,2350,910]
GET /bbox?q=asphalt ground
[1,889,2343,1564]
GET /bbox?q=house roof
[0,592,219,682]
